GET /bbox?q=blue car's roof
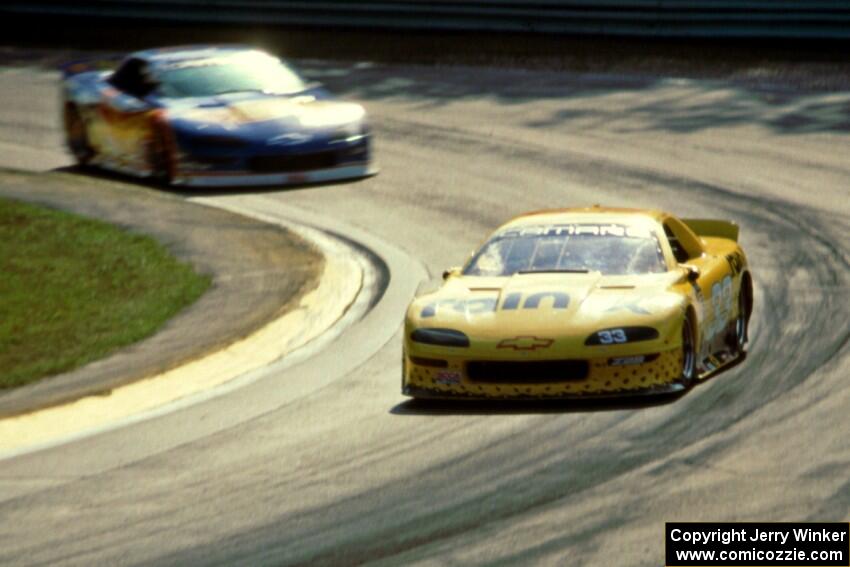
[132,45,261,67]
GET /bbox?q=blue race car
[61,45,376,187]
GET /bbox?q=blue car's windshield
[155,52,306,98]
[463,224,667,276]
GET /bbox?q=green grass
[0,197,211,389]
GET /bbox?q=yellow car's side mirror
[681,264,701,282]
[442,266,462,280]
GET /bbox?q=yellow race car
[403,207,753,399]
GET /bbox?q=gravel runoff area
[0,169,322,418]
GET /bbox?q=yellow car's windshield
[464,224,666,276]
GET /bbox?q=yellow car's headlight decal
[410,328,470,347]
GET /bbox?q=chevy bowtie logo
[497,336,554,350]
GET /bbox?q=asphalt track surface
[0,57,848,566]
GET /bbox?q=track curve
[0,57,847,566]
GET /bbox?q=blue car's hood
[161,91,365,136]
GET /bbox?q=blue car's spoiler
[60,55,123,78]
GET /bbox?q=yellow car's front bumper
[402,347,685,399]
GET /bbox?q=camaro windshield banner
[666,522,849,566]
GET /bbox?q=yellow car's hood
[408,271,687,342]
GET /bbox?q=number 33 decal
[598,329,627,344]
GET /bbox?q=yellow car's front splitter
[403,347,685,399]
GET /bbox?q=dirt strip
[0,168,322,418]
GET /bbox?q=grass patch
[0,197,211,389]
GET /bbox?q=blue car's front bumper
[171,127,374,187]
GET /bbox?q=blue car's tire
[64,104,94,166]
[147,127,173,186]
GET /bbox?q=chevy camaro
[61,45,375,187]
[403,207,753,399]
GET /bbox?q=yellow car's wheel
[678,315,697,389]
[401,354,407,392]
[734,290,749,353]
[726,289,749,357]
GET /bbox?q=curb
[0,208,367,454]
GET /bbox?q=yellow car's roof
[502,206,666,230]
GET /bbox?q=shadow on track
[391,395,681,416]
[300,60,850,136]
[52,165,373,198]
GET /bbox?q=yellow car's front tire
[727,288,750,357]
[677,314,697,389]
[401,354,407,393]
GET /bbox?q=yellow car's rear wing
[682,218,739,242]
